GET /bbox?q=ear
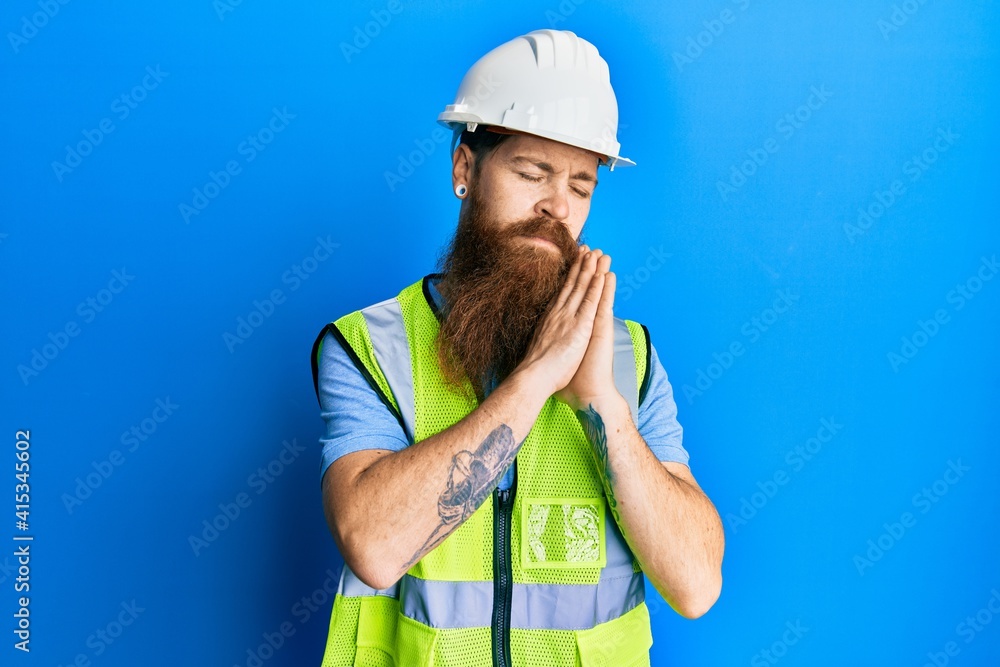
[451,143,474,194]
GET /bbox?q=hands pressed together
[519,245,620,411]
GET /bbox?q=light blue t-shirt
[317,276,688,490]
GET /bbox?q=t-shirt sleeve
[316,329,410,483]
[636,341,690,467]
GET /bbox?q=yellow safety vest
[310,275,655,666]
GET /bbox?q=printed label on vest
[521,497,607,570]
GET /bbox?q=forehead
[490,134,601,179]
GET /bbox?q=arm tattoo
[576,404,622,524]
[398,423,518,574]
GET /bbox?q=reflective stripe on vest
[361,297,416,443]
[612,317,640,424]
[335,512,644,632]
[338,565,400,599]
[400,570,644,631]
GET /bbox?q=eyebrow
[510,155,598,186]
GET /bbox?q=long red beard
[434,191,580,400]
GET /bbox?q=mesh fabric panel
[510,611,654,667]
[510,628,579,666]
[321,596,400,667]
[321,596,360,667]
[398,281,492,583]
[356,596,400,665]
[574,602,652,667]
[512,400,605,586]
[432,627,493,667]
[625,319,650,576]
[624,319,648,402]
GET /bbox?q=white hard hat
[438,29,635,171]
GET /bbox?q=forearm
[332,363,552,588]
[575,394,724,618]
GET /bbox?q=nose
[534,183,570,222]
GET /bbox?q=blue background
[2,1,998,665]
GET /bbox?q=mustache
[497,217,578,257]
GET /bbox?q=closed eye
[519,171,591,198]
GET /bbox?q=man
[311,29,723,666]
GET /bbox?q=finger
[552,245,588,310]
[597,271,616,322]
[595,253,612,275]
[576,269,606,322]
[565,249,603,313]
[586,274,615,352]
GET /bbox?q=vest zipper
[492,462,516,667]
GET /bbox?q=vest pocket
[520,497,606,570]
[354,596,399,666]
[575,602,652,667]
[394,613,439,667]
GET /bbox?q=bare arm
[555,250,724,618]
[323,246,607,589]
[323,366,550,589]
[575,398,724,619]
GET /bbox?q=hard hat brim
[438,118,636,170]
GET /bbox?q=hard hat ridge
[438,29,634,171]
